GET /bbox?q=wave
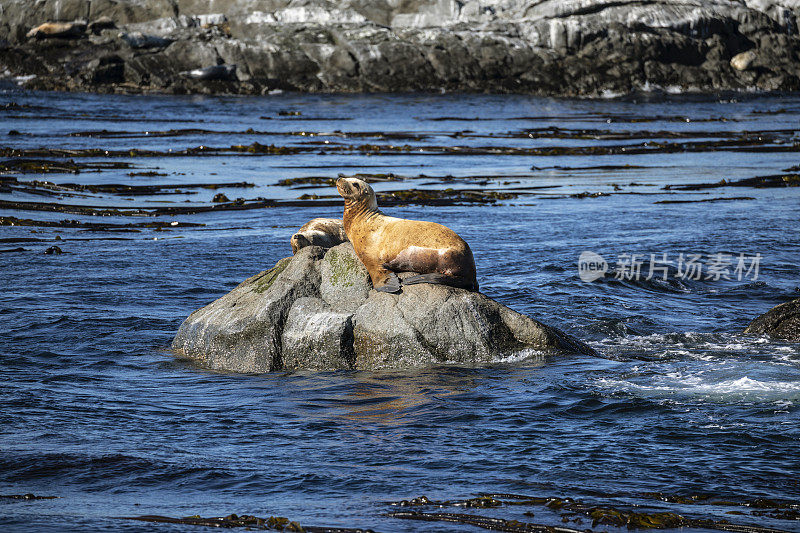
[595,372,800,403]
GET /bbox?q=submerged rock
[744,298,800,341]
[172,243,594,372]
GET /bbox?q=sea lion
[290,218,348,254]
[336,177,479,293]
[26,21,87,40]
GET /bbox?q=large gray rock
[172,242,594,372]
[1,0,798,95]
[281,296,355,371]
[744,297,800,341]
[172,248,322,372]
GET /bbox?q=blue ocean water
[1,89,799,532]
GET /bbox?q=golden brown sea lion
[336,177,479,293]
[290,217,348,254]
[26,21,87,40]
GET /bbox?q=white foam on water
[590,327,800,403]
[596,370,800,403]
[443,348,547,366]
[495,348,548,364]
[596,331,798,362]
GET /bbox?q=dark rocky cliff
[1,0,799,95]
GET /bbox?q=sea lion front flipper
[374,272,401,293]
[403,273,473,290]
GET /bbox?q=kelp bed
[4,491,798,532]
[2,100,800,254]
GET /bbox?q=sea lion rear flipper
[374,272,401,293]
[404,273,472,290]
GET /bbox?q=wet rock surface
[171,242,593,372]
[1,0,799,96]
[744,297,800,341]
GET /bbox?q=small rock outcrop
[744,298,800,341]
[172,243,594,372]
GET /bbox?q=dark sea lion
[336,177,479,293]
[290,217,348,254]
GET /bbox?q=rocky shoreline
[1,0,799,96]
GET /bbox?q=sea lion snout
[290,233,308,254]
[335,177,353,198]
[336,177,376,208]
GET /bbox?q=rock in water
[172,243,595,372]
[743,298,800,341]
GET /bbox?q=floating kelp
[120,513,374,532]
[389,510,585,533]
[127,171,168,177]
[8,198,263,216]
[0,494,58,500]
[2,136,798,162]
[0,158,133,174]
[0,215,203,230]
[13,179,255,196]
[422,115,740,123]
[0,159,80,174]
[277,173,529,188]
[389,494,796,532]
[654,196,755,204]
[277,176,339,187]
[504,127,797,141]
[378,188,518,205]
[571,191,610,199]
[66,128,428,141]
[228,142,305,155]
[665,173,800,190]
[642,493,800,522]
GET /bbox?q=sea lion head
[290,233,310,254]
[336,177,377,210]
